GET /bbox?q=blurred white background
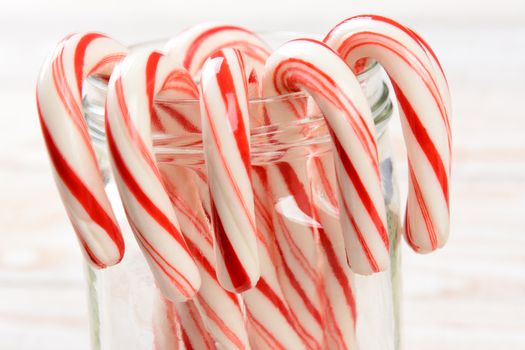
[1,0,525,349]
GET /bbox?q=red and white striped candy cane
[152,291,182,350]
[176,301,217,350]
[262,38,389,275]
[263,156,359,349]
[243,167,309,349]
[324,15,451,253]
[310,154,358,349]
[164,22,271,78]
[36,33,127,268]
[105,50,201,302]
[263,160,328,349]
[153,291,217,350]
[199,48,260,292]
[161,165,251,349]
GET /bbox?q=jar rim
[84,33,392,166]
[88,61,379,106]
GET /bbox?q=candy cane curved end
[262,39,390,275]
[105,50,201,301]
[36,33,127,268]
[325,15,451,253]
[200,48,261,291]
[165,22,271,77]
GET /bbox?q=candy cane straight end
[325,15,452,256]
[36,32,127,268]
[200,48,261,292]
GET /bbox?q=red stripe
[340,192,380,272]
[313,157,337,206]
[164,180,213,244]
[213,50,252,176]
[404,209,418,252]
[277,163,313,216]
[336,32,451,149]
[201,85,257,231]
[409,161,438,250]
[251,167,321,348]
[201,77,259,290]
[407,28,448,85]
[161,69,199,97]
[146,52,164,132]
[180,328,195,350]
[254,278,315,347]
[127,211,194,299]
[355,14,448,84]
[273,234,323,326]
[272,58,380,175]
[186,302,216,350]
[52,47,91,148]
[316,222,357,321]
[155,103,201,133]
[324,299,346,349]
[330,130,389,249]
[255,279,298,332]
[210,198,252,291]
[74,33,104,96]
[247,310,286,350]
[183,25,270,70]
[197,296,247,349]
[37,105,123,261]
[392,81,449,206]
[114,77,162,178]
[165,183,239,304]
[273,164,319,280]
[72,222,106,268]
[106,121,190,250]
[86,53,126,77]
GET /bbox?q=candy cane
[168,162,308,349]
[153,293,217,350]
[324,15,451,253]
[263,38,389,275]
[152,291,181,350]
[176,301,217,350]
[164,22,271,77]
[199,48,260,292]
[263,159,328,349]
[243,168,309,350]
[261,156,360,349]
[161,164,251,349]
[310,154,358,349]
[105,49,201,302]
[36,33,127,268]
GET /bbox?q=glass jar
[82,37,401,350]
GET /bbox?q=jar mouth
[83,33,393,166]
[87,63,379,105]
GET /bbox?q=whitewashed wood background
[0,1,524,349]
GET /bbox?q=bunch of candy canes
[36,15,451,350]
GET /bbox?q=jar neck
[83,62,393,171]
